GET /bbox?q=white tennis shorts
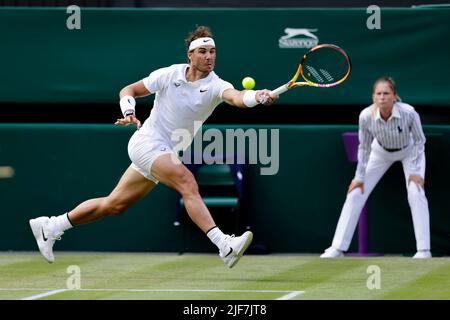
[127,131,174,183]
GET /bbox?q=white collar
[375,102,401,121]
[179,64,213,84]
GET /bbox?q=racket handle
[259,83,289,105]
[269,84,289,97]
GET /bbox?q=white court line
[276,291,304,300]
[1,288,305,300]
[21,289,68,300]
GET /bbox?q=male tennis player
[29,26,277,268]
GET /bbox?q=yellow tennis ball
[242,77,255,90]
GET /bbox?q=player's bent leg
[151,154,216,233]
[151,154,253,268]
[69,166,156,225]
[30,165,156,263]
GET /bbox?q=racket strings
[305,65,325,83]
[319,69,334,82]
[301,46,350,86]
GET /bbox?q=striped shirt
[355,102,426,182]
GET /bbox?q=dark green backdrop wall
[0,124,449,255]
[1,7,449,255]
[1,7,450,106]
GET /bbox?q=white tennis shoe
[413,250,432,259]
[29,216,63,263]
[320,246,344,258]
[220,231,253,268]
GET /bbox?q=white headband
[188,37,215,51]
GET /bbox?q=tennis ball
[242,77,255,90]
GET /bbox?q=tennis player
[29,26,277,267]
[321,77,431,259]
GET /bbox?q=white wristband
[243,90,259,108]
[120,95,136,117]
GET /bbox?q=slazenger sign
[278,28,319,49]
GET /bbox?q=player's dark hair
[185,26,213,51]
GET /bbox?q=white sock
[206,226,227,251]
[50,213,73,235]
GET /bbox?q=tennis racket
[262,44,351,102]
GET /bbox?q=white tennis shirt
[141,64,233,148]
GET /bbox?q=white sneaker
[320,247,344,258]
[220,231,253,268]
[29,216,63,263]
[413,250,432,259]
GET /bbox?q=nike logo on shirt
[174,82,181,87]
[200,89,208,93]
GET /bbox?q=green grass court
[0,253,449,300]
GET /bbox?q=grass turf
[0,252,448,300]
